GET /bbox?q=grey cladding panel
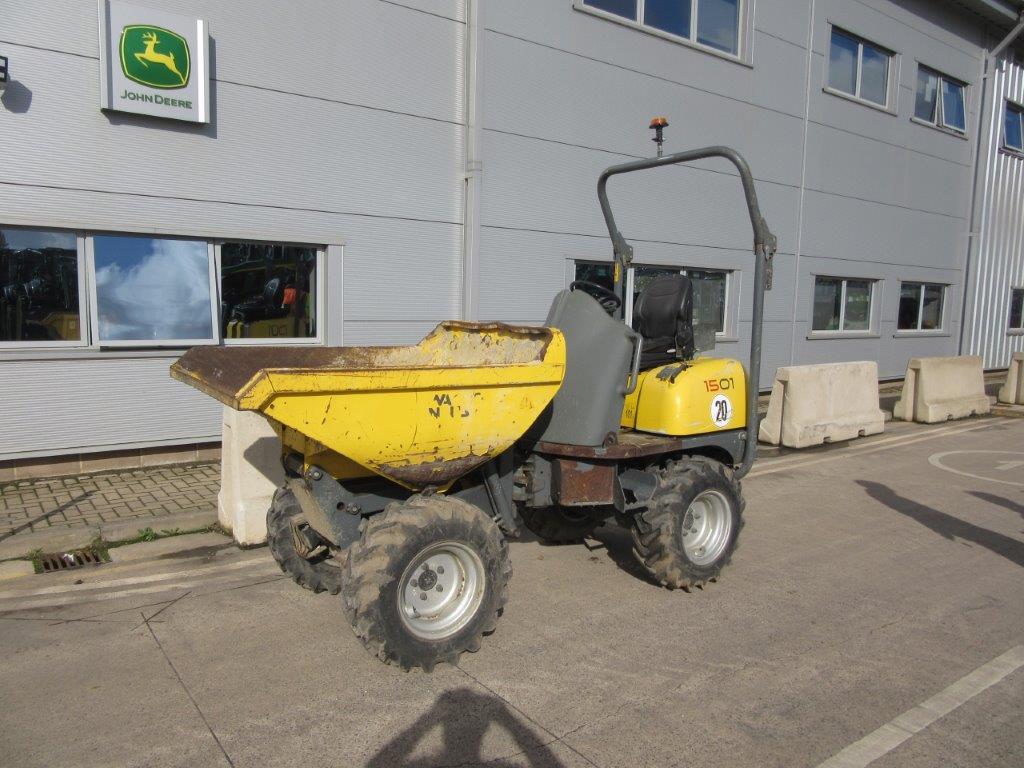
[0,357,222,459]
[4,47,464,227]
[481,130,801,251]
[482,31,806,188]
[485,0,808,118]
[964,58,1024,367]
[5,0,465,123]
[799,189,966,269]
[803,124,972,218]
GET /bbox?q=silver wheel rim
[398,541,486,640]
[681,490,733,566]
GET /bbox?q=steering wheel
[570,280,621,315]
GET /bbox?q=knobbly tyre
[171,124,777,671]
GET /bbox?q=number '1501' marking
[704,377,735,392]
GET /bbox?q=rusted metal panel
[553,458,616,506]
[536,431,686,460]
[533,429,745,464]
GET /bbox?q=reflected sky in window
[93,235,213,342]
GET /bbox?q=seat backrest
[536,289,637,447]
[632,274,694,362]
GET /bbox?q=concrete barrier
[997,352,1024,405]
[218,408,284,545]
[758,361,885,448]
[893,356,990,423]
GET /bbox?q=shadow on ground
[857,480,1024,568]
[366,687,565,768]
[587,524,659,585]
[968,490,1024,520]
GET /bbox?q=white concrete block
[893,356,991,423]
[218,408,284,546]
[997,352,1024,405]
[758,361,885,448]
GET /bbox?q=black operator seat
[632,274,695,370]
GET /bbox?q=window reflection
[688,269,727,332]
[221,242,317,339]
[915,69,939,122]
[1,228,81,342]
[574,262,615,293]
[93,235,213,342]
[574,262,728,333]
[697,0,739,54]
[813,277,842,331]
[645,0,691,38]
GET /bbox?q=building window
[914,66,966,134]
[574,261,615,293]
[1,228,327,350]
[90,234,218,346]
[828,28,893,108]
[1010,288,1024,330]
[1004,101,1024,153]
[812,276,874,333]
[220,242,318,341]
[581,0,743,56]
[898,282,945,331]
[573,261,730,334]
[1,227,84,346]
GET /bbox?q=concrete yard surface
[0,418,1022,767]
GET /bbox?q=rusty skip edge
[377,453,490,489]
[169,361,248,409]
[168,321,557,409]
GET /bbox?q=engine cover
[621,357,748,436]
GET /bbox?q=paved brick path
[0,463,220,538]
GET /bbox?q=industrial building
[1,0,1022,476]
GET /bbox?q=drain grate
[38,548,106,573]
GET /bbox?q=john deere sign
[120,26,190,89]
[99,1,209,123]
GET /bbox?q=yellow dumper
[172,136,777,671]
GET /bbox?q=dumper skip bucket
[171,322,566,490]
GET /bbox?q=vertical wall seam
[788,0,817,366]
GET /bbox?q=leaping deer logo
[120,25,190,89]
[134,31,186,86]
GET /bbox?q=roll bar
[596,146,777,478]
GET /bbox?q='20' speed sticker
[710,394,733,428]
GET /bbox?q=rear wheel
[342,494,511,671]
[266,487,342,595]
[630,457,744,590]
[519,505,602,543]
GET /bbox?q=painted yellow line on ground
[0,553,272,600]
[749,419,1010,478]
[0,564,283,612]
[816,644,1024,768]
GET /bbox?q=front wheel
[266,488,342,595]
[630,457,744,590]
[342,494,511,671]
